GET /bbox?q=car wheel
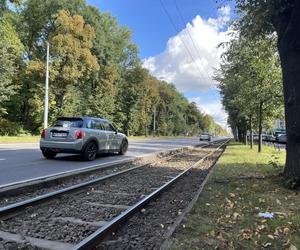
[119,140,128,155]
[82,141,98,161]
[42,149,57,159]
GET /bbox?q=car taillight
[75,130,85,139]
[41,129,46,138]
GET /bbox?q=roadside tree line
[216,36,283,152]
[0,0,224,137]
[218,0,300,186]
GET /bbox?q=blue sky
[87,0,233,128]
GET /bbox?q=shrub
[0,118,26,136]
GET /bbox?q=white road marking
[0,158,5,160]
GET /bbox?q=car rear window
[52,118,83,128]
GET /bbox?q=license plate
[52,132,68,137]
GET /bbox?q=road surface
[0,137,222,187]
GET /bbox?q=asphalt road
[0,137,222,187]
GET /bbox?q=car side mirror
[115,129,118,134]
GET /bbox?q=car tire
[81,141,98,161]
[42,149,57,159]
[119,139,128,155]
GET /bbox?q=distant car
[199,132,212,141]
[277,134,286,143]
[40,117,128,161]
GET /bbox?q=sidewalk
[169,143,299,249]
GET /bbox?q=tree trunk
[258,101,263,153]
[145,123,148,137]
[238,128,245,143]
[249,115,253,149]
[244,131,248,145]
[233,126,238,141]
[57,92,66,115]
[276,1,300,181]
[238,128,242,142]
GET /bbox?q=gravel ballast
[97,148,225,249]
[0,143,226,249]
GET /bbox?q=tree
[0,40,16,116]
[114,66,146,135]
[19,0,86,59]
[235,0,300,185]
[134,75,159,136]
[217,36,283,152]
[0,14,23,117]
[0,0,222,139]
[85,65,119,121]
[49,10,99,113]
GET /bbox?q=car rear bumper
[40,139,84,153]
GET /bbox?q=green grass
[0,135,40,143]
[170,142,300,250]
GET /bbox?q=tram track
[0,139,229,250]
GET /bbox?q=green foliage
[217,35,283,144]
[0,0,223,136]
[268,154,283,172]
[85,65,119,121]
[234,0,300,182]
[50,9,99,112]
[0,16,24,56]
[0,40,17,115]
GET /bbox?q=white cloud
[189,97,228,128]
[143,6,232,93]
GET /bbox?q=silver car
[40,117,128,161]
[199,132,212,141]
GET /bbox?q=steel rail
[0,164,147,219]
[72,139,230,250]
[0,140,222,219]
[0,142,198,194]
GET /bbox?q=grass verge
[0,136,40,143]
[170,142,300,250]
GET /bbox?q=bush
[0,118,28,136]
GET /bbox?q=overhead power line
[159,0,207,84]
[174,0,211,81]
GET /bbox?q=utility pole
[44,42,49,129]
[184,114,187,136]
[153,108,156,137]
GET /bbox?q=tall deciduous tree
[49,10,99,113]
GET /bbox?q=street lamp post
[44,42,49,129]
[153,108,156,137]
